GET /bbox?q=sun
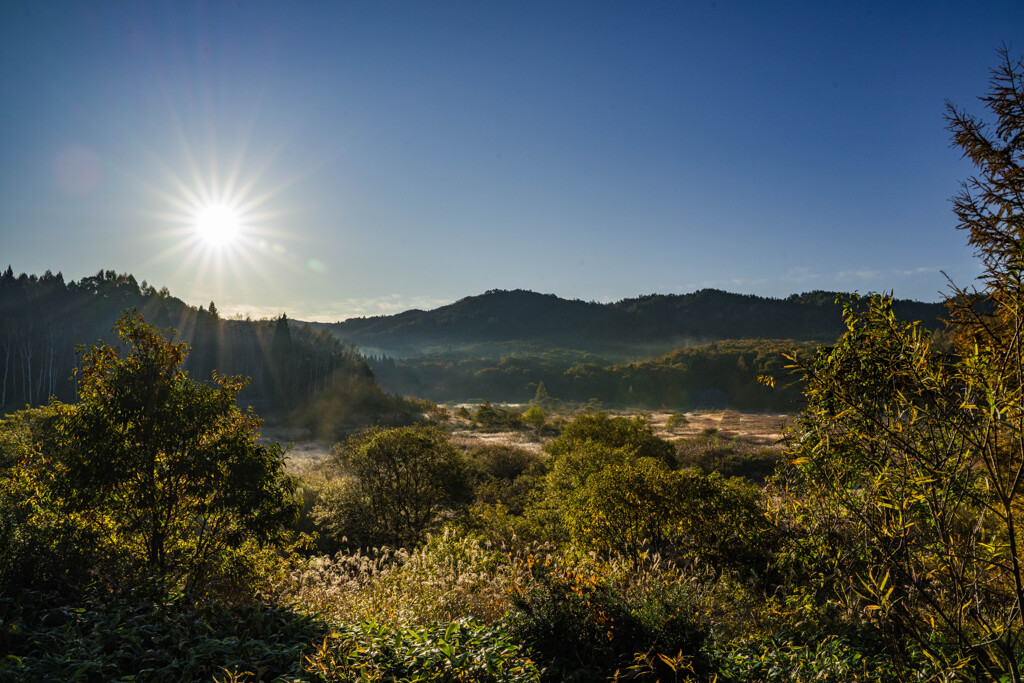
[194,204,240,247]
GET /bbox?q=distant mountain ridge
[314,288,947,357]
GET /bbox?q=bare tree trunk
[20,340,32,406]
[1,333,10,406]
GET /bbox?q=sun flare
[142,130,296,292]
[194,204,240,247]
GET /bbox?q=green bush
[467,445,547,515]
[675,434,784,484]
[665,412,689,431]
[564,461,776,576]
[522,405,547,433]
[712,631,905,682]
[469,445,544,482]
[0,406,100,594]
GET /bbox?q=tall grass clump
[280,529,535,626]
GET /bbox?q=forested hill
[0,268,410,432]
[318,288,947,357]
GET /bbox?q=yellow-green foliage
[665,411,689,431]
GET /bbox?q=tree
[53,311,297,587]
[529,381,559,411]
[331,424,471,547]
[783,48,1024,680]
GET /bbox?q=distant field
[271,409,793,476]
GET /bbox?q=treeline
[369,339,814,411]
[0,267,409,430]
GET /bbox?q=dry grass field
[650,410,792,445]
[270,409,794,476]
[451,410,791,452]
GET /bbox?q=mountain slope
[320,288,946,357]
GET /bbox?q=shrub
[665,412,689,431]
[331,425,472,548]
[469,444,543,482]
[467,445,547,516]
[563,460,776,576]
[712,631,904,682]
[474,402,524,431]
[522,405,547,433]
[675,434,785,483]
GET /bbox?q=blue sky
[1,1,1021,321]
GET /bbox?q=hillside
[318,288,947,357]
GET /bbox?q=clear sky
[1,1,1021,321]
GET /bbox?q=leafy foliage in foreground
[712,631,905,682]
[0,589,325,682]
[0,588,540,683]
[302,619,541,682]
